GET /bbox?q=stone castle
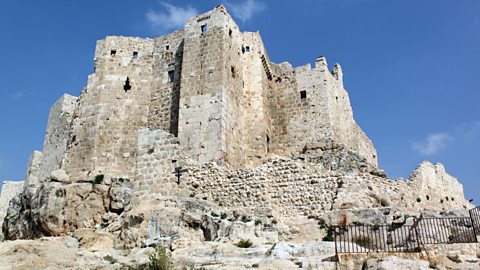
[0,5,472,248]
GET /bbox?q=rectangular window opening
[245,46,250,52]
[229,29,232,36]
[201,24,208,33]
[231,66,235,79]
[168,70,175,82]
[166,45,170,50]
[110,50,117,56]
[300,90,307,100]
[132,51,138,59]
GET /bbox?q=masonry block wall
[267,57,377,168]
[179,7,232,166]
[148,30,185,135]
[62,37,156,181]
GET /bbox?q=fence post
[413,217,422,252]
[469,207,479,242]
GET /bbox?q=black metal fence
[335,215,478,254]
[470,206,480,235]
[334,224,419,254]
[416,217,476,244]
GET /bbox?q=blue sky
[0,0,479,201]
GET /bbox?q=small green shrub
[220,213,227,219]
[236,239,253,248]
[94,174,104,185]
[103,255,117,264]
[211,212,219,217]
[271,219,278,225]
[322,227,334,241]
[148,245,173,270]
[318,218,327,229]
[255,219,262,225]
[353,235,372,249]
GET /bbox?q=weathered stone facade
[0,5,472,242]
[56,5,377,182]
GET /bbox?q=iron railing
[416,217,476,244]
[335,213,479,254]
[334,224,420,254]
[469,206,480,235]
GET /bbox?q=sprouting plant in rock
[236,239,253,248]
[211,212,219,217]
[255,219,262,225]
[271,219,278,225]
[148,245,173,270]
[220,213,227,219]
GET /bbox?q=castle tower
[179,5,247,167]
[62,37,156,181]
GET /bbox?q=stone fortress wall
[41,5,377,184]
[0,5,473,239]
[132,136,472,218]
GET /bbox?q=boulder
[50,169,70,183]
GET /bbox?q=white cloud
[224,0,266,24]
[413,132,452,155]
[146,3,198,34]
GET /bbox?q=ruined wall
[63,37,155,181]
[38,94,77,182]
[333,161,473,213]
[183,158,339,217]
[268,57,377,170]
[22,151,43,201]
[405,161,471,210]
